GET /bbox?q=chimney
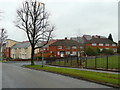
[92,36,94,38]
[65,37,67,40]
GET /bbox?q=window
[25,48,27,52]
[72,51,77,55]
[66,46,70,49]
[72,46,77,49]
[113,48,117,52]
[92,43,96,46]
[100,49,103,51]
[99,43,103,46]
[80,46,83,49]
[112,44,116,46]
[105,44,109,46]
[58,46,62,49]
[66,51,70,55]
[57,52,60,55]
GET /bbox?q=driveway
[2,62,111,88]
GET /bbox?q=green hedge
[85,47,99,56]
[102,48,114,55]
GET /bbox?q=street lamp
[40,2,45,67]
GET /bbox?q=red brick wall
[4,47,11,58]
[85,43,117,49]
[49,46,80,57]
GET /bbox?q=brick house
[3,39,18,59]
[85,38,117,52]
[33,40,56,58]
[48,38,83,57]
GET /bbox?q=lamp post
[40,2,45,67]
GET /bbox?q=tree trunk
[0,47,2,61]
[31,46,35,65]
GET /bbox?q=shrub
[85,47,99,56]
[102,48,114,55]
[34,56,42,60]
[96,47,101,53]
[117,46,120,53]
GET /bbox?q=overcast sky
[0,0,119,42]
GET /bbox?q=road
[2,62,111,88]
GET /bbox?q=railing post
[95,56,97,69]
[85,56,87,68]
[106,55,108,70]
[59,58,60,65]
[80,56,82,67]
[77,56,78,65]
[71,56,72,66]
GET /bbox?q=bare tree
[15,0,54,65]
[0,28,8,61]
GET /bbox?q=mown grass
[48,55,119,69]
[0,60,7,62]
[86,56,119,69]
[24,65,120,87]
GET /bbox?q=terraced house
[3,39,18,59]
[11,41,39,59]
[49,38,83,57]
[85,38,117,52]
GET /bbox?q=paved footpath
[2,62,112,88]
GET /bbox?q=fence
[45,55,120,72]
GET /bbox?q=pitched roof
[11,42,30,49]
[83,35,92,41]
[85,38,117,44]
[6,39,19,42]
[50,39,82,46]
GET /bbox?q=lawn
[24,65,120,88]
[86,55,119,69]
[47,55,120,70]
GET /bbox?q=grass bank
[24,65,120,88]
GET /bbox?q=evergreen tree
[108,33,113,41]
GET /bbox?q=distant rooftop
[85,38,117,44]
[11,42,30,49]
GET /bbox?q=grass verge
[24,65,120,88]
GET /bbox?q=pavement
[2,61,113,88]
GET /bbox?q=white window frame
[112,44,116,46]
[100,49,103,51]
[80,46,83,49]
[66,51,70,55]
[57,52,60,55]
[72,51,77,55]
[99,43,103,46]
[92,43,96,46]
[72,46,77,49]
[58,46,62,49]
[105,44,109,46]
[66,46,70,49]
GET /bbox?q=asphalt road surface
[2,62,111,88]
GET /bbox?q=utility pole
[40,2,45,67]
